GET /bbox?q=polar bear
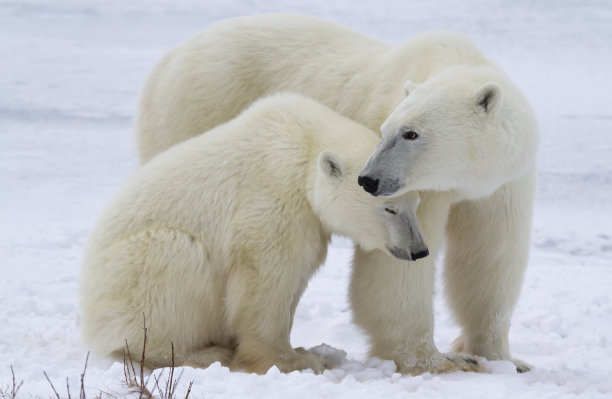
[135,14,538,374]
[80,93,428,375]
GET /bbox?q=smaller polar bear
[80,93,428,374]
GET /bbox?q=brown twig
[119,316,193,399]
[121,318,153,398]
[153,373,164,398]
[166,343,176,399]
[140,316,147,394]
[183,381,193,399]
[80,352,90,399]
[43,371,61,399]
[0,366,23,399]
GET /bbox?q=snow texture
[1,1,611,398]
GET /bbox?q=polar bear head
[358,65,539,199]
[312,150,428,261]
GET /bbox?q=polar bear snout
[358,172,402,197]
[388,246,429,262]
[358,175,379,194]
[385,199,429,262]
[411,249,430,260]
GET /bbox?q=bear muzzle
[358,174,403,197]
[358,175,379,195]
[388,246,429,262]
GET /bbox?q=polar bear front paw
[452,336,532,373]
[276,347,326,374]
[398,352,484,375]
[231,347,326,374]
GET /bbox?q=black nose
[358,175,379,194]
[411,249,429,260]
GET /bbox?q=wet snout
[387,206,429,262]
[357,171,402,197]
[388,246,429,261]
[357,175,379,194]
[411,248,430,260]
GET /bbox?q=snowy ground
[1,1,611,398]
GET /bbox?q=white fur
[135,14,538,374]
[80,93,426,374]
[361,65,538,200]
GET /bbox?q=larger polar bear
[136,14,539,374]
[81,93,428,374]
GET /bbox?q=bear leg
[350,190,484,375]
[350,247,483,375]
[224,255,326,374]
[444,170,536,372]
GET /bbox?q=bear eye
[402,130,419,140]
[384,207,398,215]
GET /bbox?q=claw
[516,364,530,373]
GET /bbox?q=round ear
[474,82,503,117]
[318,150,346,179]
[403,80,418,96]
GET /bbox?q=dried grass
[3,318,193,399]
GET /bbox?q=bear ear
[403,80,418,96]
[318,150,346,179]
[474,82,503,116]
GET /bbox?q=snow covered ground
[1,1,611,397]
